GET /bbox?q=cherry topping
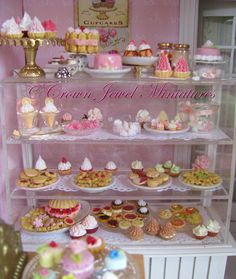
[61,157,67,163]
[49,241,58,248]
[87,235,97,245]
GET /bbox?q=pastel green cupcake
[170,164,181,177]
[163,161,172,173]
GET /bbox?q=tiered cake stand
[0,37,65,78]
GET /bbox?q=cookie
[17,179,30,187]
[24,168,39,177]
[45,171,57,178]
[19,171,30,180]
[32,175,48,185]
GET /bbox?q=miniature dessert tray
[84,67,131,79]
[22,245,138,279]
[122,56,158,66]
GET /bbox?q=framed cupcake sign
[77,0,129,27]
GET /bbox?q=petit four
[122,204,135,213]
[137,206,149,218]
[107,219,119,228]
[33,268,57,279]
[159,222,176,240]
[186,212,202,226]
[69,223,87,239]
[111,199,124,210]
[132,219,144,228]
[37,241,63,268]
[105,249,127,271]
[145,218,160,236]
[58,157,72,176]
[206,219,221,237]
[123,213,138,221]
[61,112,73,125]
[118,220,131,230]
[129,226,144,241]
[81,215,98,234]
[62,240,94,278]
[137,200,148,208]
[86,235,105,255]
[170,204,184,213]
[135,109,151,128]
[192,225,208,240]
[64,119,101,135]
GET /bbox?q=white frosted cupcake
[69,223,87,239]
[193,225,208,240]
[105,161,117,173]
[81,215,98,234]
[206,219,221,237]
[80,157,93,172]
[35,155,47,172]
[58,157,72,176]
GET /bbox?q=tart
[86,235,105,255]
[123,213,138,221]
[158,209,172,220]
[172,211,186,220]
[45,199,80,219]
[102,206,113,216]
[186,212,202,226]
[170,218,186,230]
[170,204,184,212]
[145,218,160,235]
[132,219,144,228]
[98,214,110,222]
[122,204,135,213]
[184,207,199,215]
[111,200,124,210]
[119,220,131,230]
[92,207,101,215]
[137,200,148,208]
[137,207,149,218]
[129,226,144,241]
[107,219,119,228]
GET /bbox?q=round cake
[94,53,122,70]
[45,199,81,219]
[105,249,127,271]
[194,40,222,61]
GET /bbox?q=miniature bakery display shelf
[0,37,65,78]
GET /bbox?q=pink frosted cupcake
[81,215,98,234]
[80,157,93,172]
[58,157,72,176]
[28,16,45,39]
[42,19,57,39]
[69,223,87,239]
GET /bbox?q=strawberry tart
[155,52,172,78]
[173,56,191,78]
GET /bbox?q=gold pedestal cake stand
[90,7,117,20]
[0,37,65,78]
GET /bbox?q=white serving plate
[21,200,90,236]
[128,177,172,192]
[84,67,131,78]
[71,176,115,193]
[16,175,60,191]
[122,56,158,66]
[178,173,222,190]
[143,123,190,134]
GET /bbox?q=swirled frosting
[81,215,98,229]
[35,155,47,171]
[81,157,92,171]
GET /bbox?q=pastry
[186,212,202,226]
[163,161,172,173]
[169,164,181,177]
[33,268,57,279]
[113,119,141,137]
[124,40,138,57]
[145,218,160,235]
[184,207,199,215]
[155,164,165,173]
[155,52,172,78]
[19,12,32,36]
[87,29,100,53]
[173,56,191,79]
[118,220,131,230]
[74,170,112,188]
[131,160,143,175]
[158,209,173,220]
[137,200,148,208]
[102,206,113,216]
[69,223,87,239]
[92,207,101,215]
[132,219,144,228]
[172,211,186,220]
[182,170,221,186]
[58,157,72,176]
[192,225,208,240]
[122,204,135,213]
[137,207,149,218]
[42,19,57,39]
[80,157,93,172]
[94,53,122,70]
[206,219,221,237]
[98,214,110,222]
[101,271,118,279]
[105,249,127,271]
[86,235,105,255]
[170,218,186,230]
[45,171,57,178]
[61,112,73,125]
[28,16,45,38]
[147,177,164,187]
[111,200,124,210]
[107,219,119,228]
[81,215,98,234]
[129,226,144,241]
[123,213,138,221]
[5,17,23,39]
[37,241,63,268]
[92,0,101,8]
[192,155,210,170]
[105,161,117,173]
[170,204,184,213]
[62,240,94,278]
[32,175,48,185]
[35,155,47,172]
[46,200,81,219]
[146,168,159,178]
[159,222,176,240]
[87,107,103,122]
[40,98,59,128]
[24,168,39,177]
[138,40,153,57]
[18,97,38,131]
[65,119,101,134]
[135,109,151,128]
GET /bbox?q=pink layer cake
[94,53,122,70]
[194,40,222,61]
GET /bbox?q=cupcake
[169,164,181,177]
[206,219,221,237]
[61,112,73,125]
[145,218,160,236]
[81,215,98,234]
[42,19,57,39]
[80,157,93,172]
[28,16,45,39]
[137,206,149,218]
[105,161,117,173]
[111,199,124,210]
[138,40,153,57]
[192,224,208,240]
[19,12,32,36]
[163,160,172,173]
[124,40,138,57]
[58,157,72,176]
[135,109,151,128]
[86,235,105,255]
[137,200,147,208]
[159,222,176,240]
[131,160,144,175]
[155,164,165,173]
[35,155,47,172]
[69,223,87,239]
[5,17,23,39]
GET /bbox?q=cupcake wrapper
[58,169,72,176]
[194,235,207,240]
[155,71,172,78]
[86,227,98,234]
[207,231,218,237]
